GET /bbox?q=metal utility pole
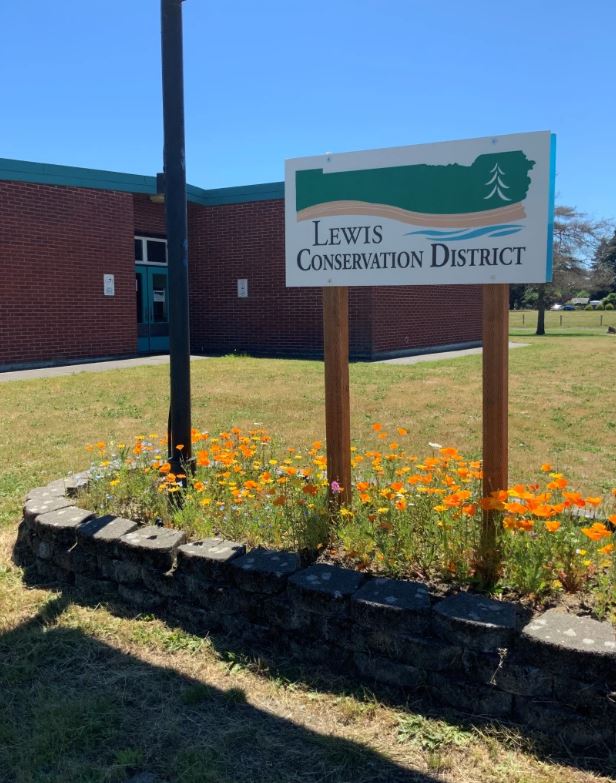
[161,0,192,471]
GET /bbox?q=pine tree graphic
[483,163,511,202]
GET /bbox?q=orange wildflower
[504,501,527,515]
[540,463,553,472]
[598,543,614,555]
[581,523,612,541]
[584,497,602,507]
[545,520,561,533]
[159,462,172,474]
[302,483,318,496]
[371,422,383,432]
[397,427,408,436]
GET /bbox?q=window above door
[134,236,167,265]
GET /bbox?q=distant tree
[591,229,616,298]
[535,206,610,335]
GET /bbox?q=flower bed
[81,425,616,623]
[15,475,616,752]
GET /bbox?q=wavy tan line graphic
[297,200,526,227]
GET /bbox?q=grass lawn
[1,334,615,782]
[510,309,616,337]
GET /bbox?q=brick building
[0,158,482,370]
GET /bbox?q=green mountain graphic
[296,151,535,215]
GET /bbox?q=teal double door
[136,265,169,353]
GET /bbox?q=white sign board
[103,274,115,296]
[285,131,555,287]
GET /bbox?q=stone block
[142,568,182,599]
[63,472,90,497]
[99,557,143,585]
[13,520,35,565]
[166,600,222,634]
[354,651,426,690]
[358,626,462,671]
[351,577,431,635]
[119,526,187,571]
[117,584,165,611]
[462,650,553,697]
[287,637,345,668]
[77,515,139,557]
[514,697,615,749]
[34,506,94,547]
[74,573,118,599]
[181,576,241,614]
[177,538,245,582]
[430,671,514,718]
[25,481,69,502]
[520,609,616,686]
[34,558,72,584]
[32,536,53,561]
[232,549,300,594]
[552,676,616,722]
[288,564,365,616]
[23,495,75,524]
[219,614,273,647]
[313,614,356,650]
[433,593,522,653]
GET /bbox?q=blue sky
[2,0,615,221]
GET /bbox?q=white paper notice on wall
[237,279,248,298]
[103,274,115,296]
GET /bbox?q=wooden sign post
[323,287,352,505]
[480,283,509,582]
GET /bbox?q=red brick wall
[0,182,482,368]
[187,200,375,357]
[0,181,135,367]
[133,195,166,236]
[371,285,482,357]
[187,199,481,359]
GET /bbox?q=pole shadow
[1,590,444,783]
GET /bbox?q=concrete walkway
[0,343,529,382]
[0,355,209,383]
[376,342,528,365]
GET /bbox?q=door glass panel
[151,274,168,322]
[147,240,167,264]
[136,272,144,323]
[134,239,143,262]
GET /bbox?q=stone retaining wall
[15,477,616,751]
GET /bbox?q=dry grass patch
[1,523,615,781]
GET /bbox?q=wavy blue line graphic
[404,224,523,241]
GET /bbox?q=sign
[103,274,115,296]
[285,131,556,287]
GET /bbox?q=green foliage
[397,713,472,750]
[605,303,615,310]
[81,429,616,614]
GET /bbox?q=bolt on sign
[285,131,556,287]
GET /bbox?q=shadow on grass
[11,560,616,783]
[0,590,445,783]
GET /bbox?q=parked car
[562,304,576,311]
[550,303,563,310]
